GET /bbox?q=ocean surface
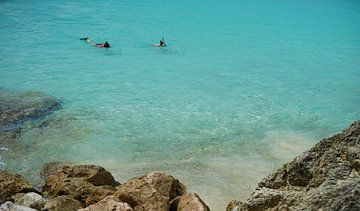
[1,0,360,209]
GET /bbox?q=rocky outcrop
[227,120,360,211]
[0,170,38,204]
[113,172,186,211]
[169,192,210,211]
[79,196,133,211]
[42,164,120,207]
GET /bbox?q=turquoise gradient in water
[1,0,360,209]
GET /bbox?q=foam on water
[1,0,360,210]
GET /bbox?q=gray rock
[0,201,36,211]
[227,120,360,211]
[12,192,45,210]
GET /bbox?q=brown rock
[43,195,82,211]
[0,170,38,204]
[114,172,186,211]
[41,164,119,207]
[79,196,133,211]
[41,163,119,187]
[62,164,119,186]
[169,192,210,211]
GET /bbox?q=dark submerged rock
[0,91,61,130]
[0,90,61,152]
[227,120,360,211]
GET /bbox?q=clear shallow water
[1,0,360,209]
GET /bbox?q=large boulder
[41,163,119,187]
[78,196,133,211]
[227,120,360,211]
[113,172,186,211]
[42,195,82,211]
[11,192,45,210]
[169,192,210,211]
[61,164,119,187]
[0,170,38,204]
[41,164,120,207]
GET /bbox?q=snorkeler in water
[80,37,110,48]
[153,38,166,47]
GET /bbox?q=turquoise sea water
[1,0,360,209]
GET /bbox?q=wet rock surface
[227,120,360,211]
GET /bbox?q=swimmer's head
[104,41,110,48]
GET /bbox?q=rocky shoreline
[0,122,359,211]
[0,163,210,210]
[1,91,359,210]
